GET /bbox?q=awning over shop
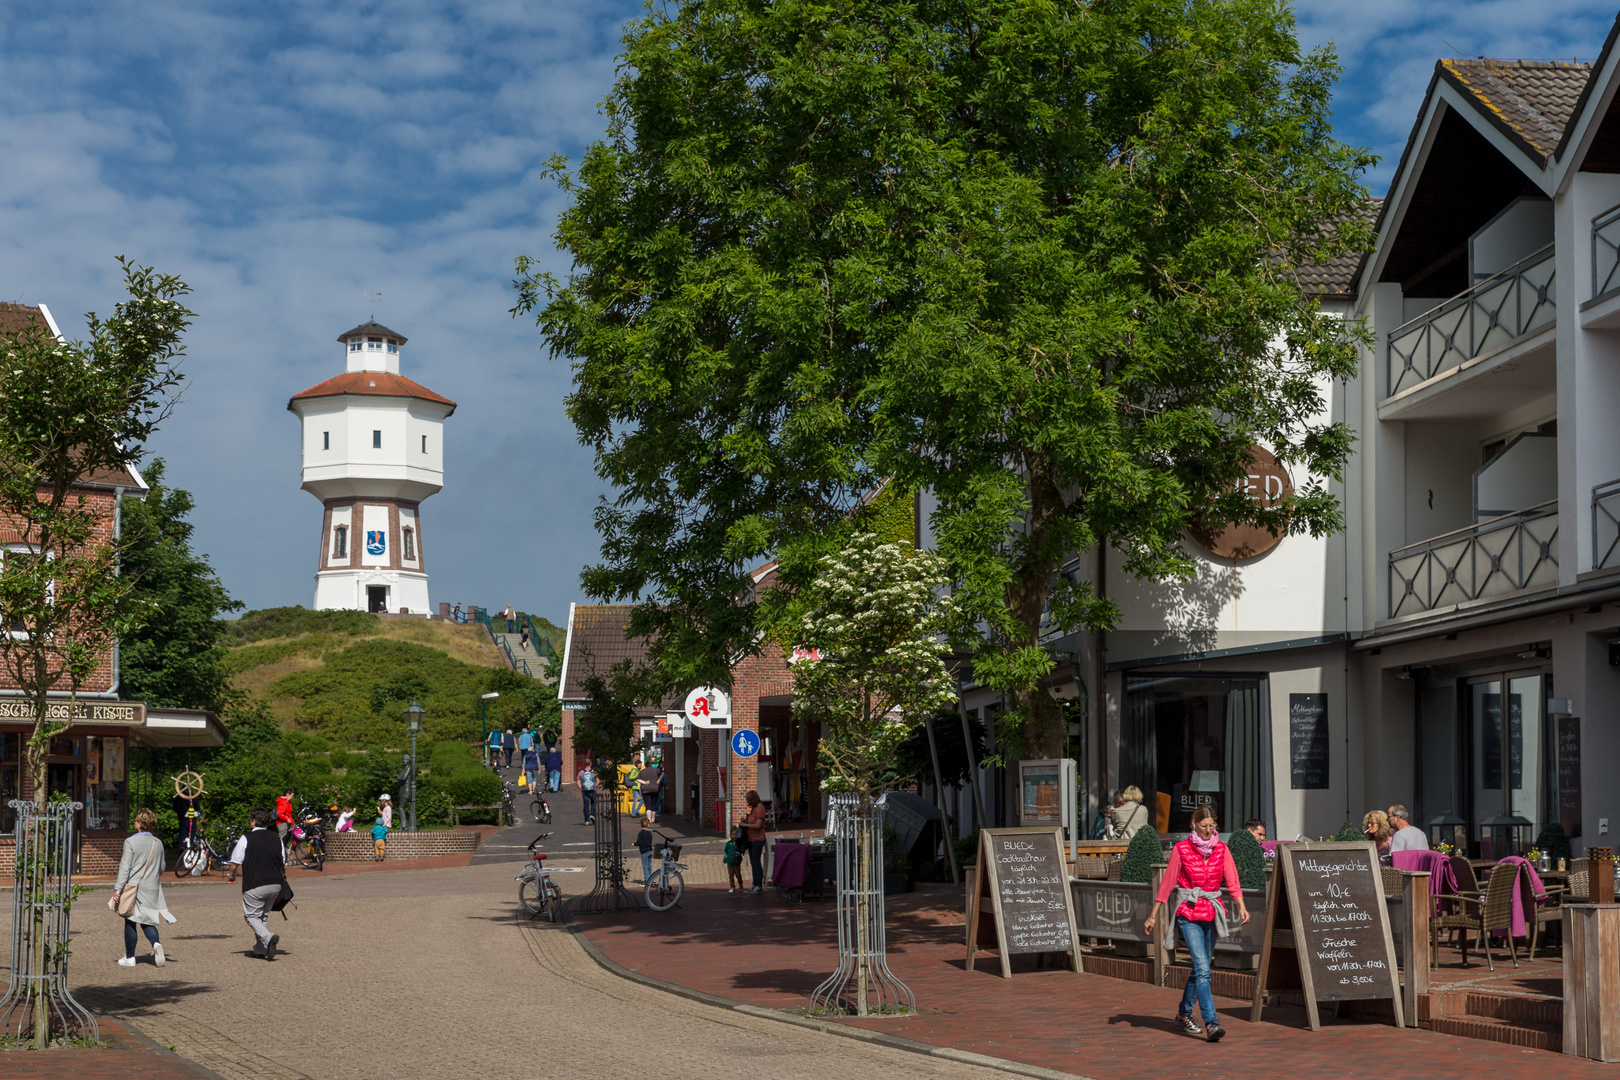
[138,708,226,749]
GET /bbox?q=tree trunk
[1010,453,1069,759]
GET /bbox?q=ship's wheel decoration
[172,770,207,801]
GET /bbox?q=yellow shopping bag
[518,772,528,789]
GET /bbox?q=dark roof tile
[336,320,407,345]
[1440,59,1592,161]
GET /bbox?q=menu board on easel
[1250,841,1404,1031]
[965,827,1082,978]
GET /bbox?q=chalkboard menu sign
[1289,693,1330,790]
[1558,716,1583,838]
[1250,841,1404,1031]
[965,827,1082,978]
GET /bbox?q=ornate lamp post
[480,691,500,766]
[404,700,426,833]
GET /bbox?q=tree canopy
[517,0,1373,754]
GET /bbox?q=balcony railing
[1387,245,1555,397]
[1388,501,1558,618]
[1593,479,1620,571]
[1594,205,1620,299]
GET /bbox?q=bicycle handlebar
[526,832,553,850]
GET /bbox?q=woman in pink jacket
[1143,805,1250,1043]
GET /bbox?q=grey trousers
[242,884,282,951]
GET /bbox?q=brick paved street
[3,859,1013,1080]
[575,881,1618,1080]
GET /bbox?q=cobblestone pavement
[4,861,1009,1080]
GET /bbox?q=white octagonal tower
[287,320,456,613]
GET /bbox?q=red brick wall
[728,648,795,831]
[0,486,120,693]
[0,832,126,876]
[326,830,480,862]
[561,708,577,781]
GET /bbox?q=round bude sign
[731,729,760,758]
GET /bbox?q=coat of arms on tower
[366,530,386,556]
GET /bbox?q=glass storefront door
[1467,671,1544,857]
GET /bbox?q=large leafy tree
[516,0,1373,755]
[120,458,242,712]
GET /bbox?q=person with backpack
[226,807,286,961]
[723,828,745,893]
[577,761,598,824]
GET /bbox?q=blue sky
[0,1,1614,623]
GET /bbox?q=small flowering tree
[766,531,959,1014]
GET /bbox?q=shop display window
[85,736,126,832]
[1122,674,1272,835]
[0,732,17,833]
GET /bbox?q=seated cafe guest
[1362,809,1393,854]
[1108,785,1150,841]
[1387,805,1428,853]
[1244,819,1266,843]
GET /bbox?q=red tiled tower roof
[287,371,456,412]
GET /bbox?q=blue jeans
[1177,916,1218,1026]
[548,769,560,791]
[641,850,653,881]
[524,768,539,791]
[124,919,159,958]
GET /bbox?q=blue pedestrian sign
[731,729,760,758]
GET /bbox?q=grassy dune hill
[223,607,550,750]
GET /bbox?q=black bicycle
[175,821,237,877]
[530,788,552,825]
[500,782,518,827]
[285,804,328,871]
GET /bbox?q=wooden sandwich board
[965,827,1083,978]
[1250,841,1405,1030]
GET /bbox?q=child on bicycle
[371,816,389,861]
[634,812,656,882]
[723,827,745,893]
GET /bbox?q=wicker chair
[1568,869,1590,902]
[1381,867,1405,897]
[1432,860,1521,970]
[1073,856,1110,880]
[1529,881,1566,955]
[1105,858,1124,882]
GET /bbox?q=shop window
[0,732,17,834]
[333,525,348,559]
[402,527,415,560]
[85,736,126,832]
[1122,674,1271,835]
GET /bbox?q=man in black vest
[226,807,284,960]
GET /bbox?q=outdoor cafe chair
[1105,858,1123,881]
[1432,859,1522,971]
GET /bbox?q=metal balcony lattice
[1387,246,1555,397]
[1594,205,1620,299]
[1388,502,1558,618]
[1593,479,1620,571]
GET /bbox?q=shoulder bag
[110,834,159,918]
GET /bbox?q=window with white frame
[402,527,415,560]
[333,525,348,559]
[367,337,382,351]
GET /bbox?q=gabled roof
[337,320,407,344]
[556,603,678,716]
[1294,201,1382,300]
[1439,59,1592,166]
[0,302,52,338]
[287,371,456,413]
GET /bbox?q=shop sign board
[1250,841,1404,1031]
[965,827,1083,978]
[0,700,145,726]
[1288,693,1330,789]
[1558,716,1583,837]
[1188,445,1294,560]
[683,686,731,728]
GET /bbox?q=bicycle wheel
[519,875,544,915]
[175,846,201,878]
[543,881,563,923]
[645,868,683,911]
[530,799,544,822]
[299,843,323,870]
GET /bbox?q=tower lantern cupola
[339,319,407,375]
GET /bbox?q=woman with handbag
[111,808,169,967]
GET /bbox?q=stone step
[1427,1014,1561,1053]
[1422,989,1561,1026]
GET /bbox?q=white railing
[1388,502,1558,618]
[1387,245,1555,397]
[1593,205,1620,299]
[1592,479,1620,571]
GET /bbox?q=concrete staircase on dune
[490,629,556,685]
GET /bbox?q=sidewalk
[571,881,1610,1080]
[0,1018,221,1079]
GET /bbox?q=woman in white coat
[112,807,169,967]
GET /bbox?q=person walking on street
[517,727,533,759]
[629,753,645,816]
[503,728,517,769]
[487,727,503,768]
[638,757,664,819]
[112,808,170,967]
[578,761,597,823]
[740,790,767,894]
[522,742,541,792]
[1143,805,1249,1043]
[226,807,285,961]
[546,746,562,792]
[274,789,295,862]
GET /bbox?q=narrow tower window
[333,525,347,558]
[402,527,415,560]
[348,339,361,352]
[421,434,427,453]
[323,431,330,450]
[372,430,382,449]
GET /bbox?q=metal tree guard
[0,800,97,1045]
[811,794,915,1017]
[575,767,635,913]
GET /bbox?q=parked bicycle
[530,787,551,825]
[517,832,563,922]
[174,820,237,877]
[283,801,328,871]
[500,782,517,827]
[644,831,686,911]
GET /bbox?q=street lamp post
[404,700,425,833]
[481,691,500,767]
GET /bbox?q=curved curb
[561,901,1092,1080]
